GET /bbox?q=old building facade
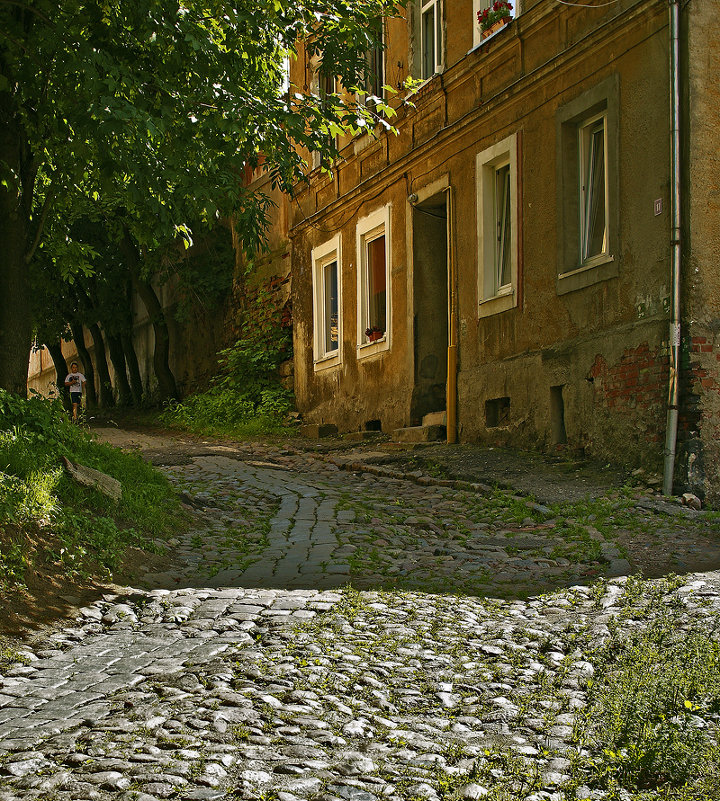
[288,0,720,503]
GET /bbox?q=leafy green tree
[0,0,402,395]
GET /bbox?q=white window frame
[356,205,391,358]
[312,234,343,370]
[476,133,519,318]
[420,0,443,79]
[578,112,609,266]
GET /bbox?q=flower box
[481,16,512,39]
[478,2,513,40]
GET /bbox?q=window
[365,19,385,103]
[421,0,443,79]
[477,133,519,317]
[579,114,608,262]
[556,75,619,294]
[312,235,342,368]
[357,206,391,354]
[311,69,336,170]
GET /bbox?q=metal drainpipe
[663,0,682,496]
[444,184,458,444]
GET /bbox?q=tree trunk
[121,230,179,402]
[122,332,143,407]
[0,104,32,396]
[46,342,70,410]
[107,334,132,406]
[69,321,98,409]
[135,276,179,402]
[88,323,115,407]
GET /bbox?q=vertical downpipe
[445,185,458,444]
[663,0,682,495]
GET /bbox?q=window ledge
[478,290,516,319]
[357,337,389,359]
[314,352,342,372]
[557,255,617,295]
[407,70,444,99]
[468,20,513,55]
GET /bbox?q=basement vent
[364,419,382,432]
[485,396,510,428]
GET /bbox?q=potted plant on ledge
[478,1,513,40]
[365,326,384,343]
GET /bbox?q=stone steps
[422,410,447,427]
[392,423,446,443]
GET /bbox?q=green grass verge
[0,390,181,586]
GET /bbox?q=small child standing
[64,361,87,421]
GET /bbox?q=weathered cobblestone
[137,446,658,598]
[1,576,719,799]
[1,432,718,798]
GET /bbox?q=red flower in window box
[478,1,513,35]
[365,326,384,343]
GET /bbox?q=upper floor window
[556,75,619,294]
[421,0,443,79]
[365,19,385,102]
[311,69,336,169]
[579,114,608,263]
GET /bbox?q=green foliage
[572,585,720,796]
[161,278,294,437]
[0,390,179,586]
[0,390,74,447]
[2,0,406,392]
[161,384,293,438]
[172,233,236,323]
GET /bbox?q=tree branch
[24,181,55,263]
[0,1,52,25]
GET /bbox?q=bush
[161,384,293,437]
[160,315,294,438]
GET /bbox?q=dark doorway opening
[550,385,568,445]
[411,194,448,425]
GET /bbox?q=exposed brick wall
[588,342,669,447]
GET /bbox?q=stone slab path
[1,429,719,800]
[123,439,634,598]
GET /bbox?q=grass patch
[159,385,292,439]
[0,390,181,588]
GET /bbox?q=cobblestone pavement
[1,430,719,799]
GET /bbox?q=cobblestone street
[1,430,719,800]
